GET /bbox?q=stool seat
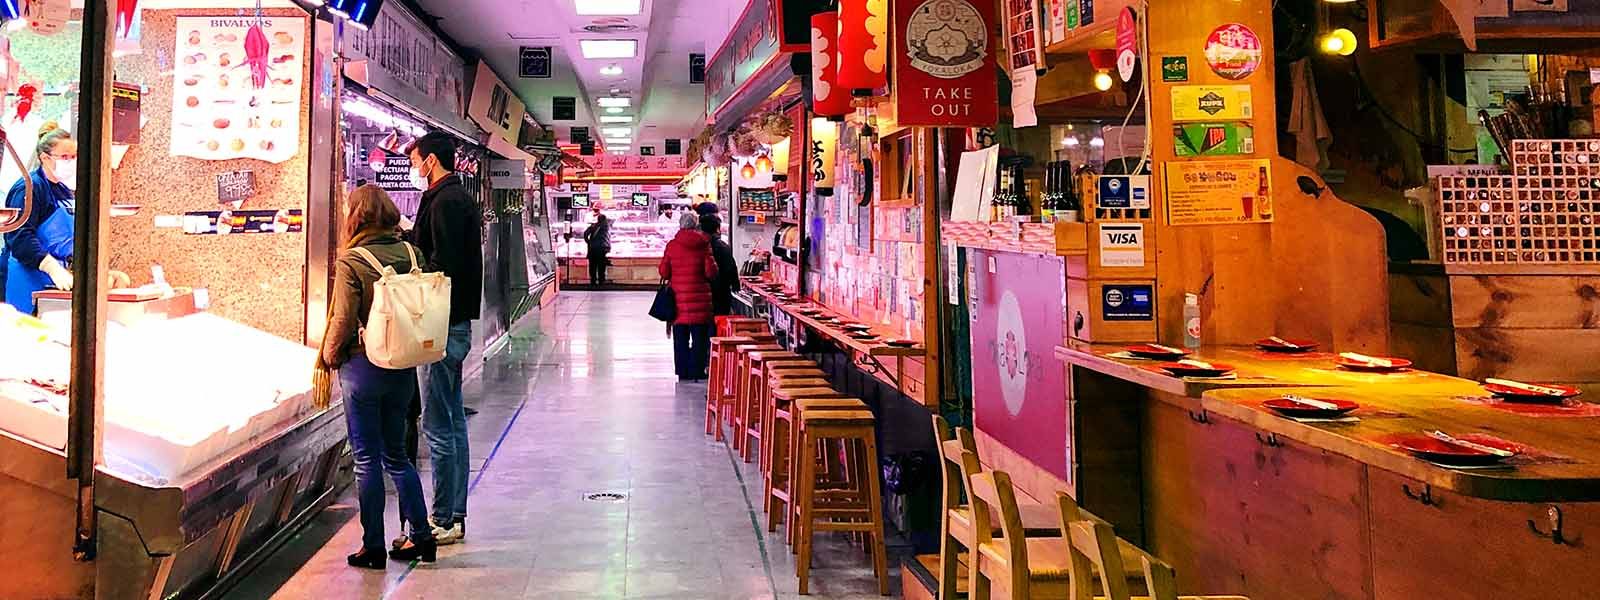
[774,387,850,401]
[800,409,874,425]
[773,377,831,389]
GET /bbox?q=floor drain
[583,491,628,503]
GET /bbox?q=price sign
[1164,159,1273,225]
[215,170,257,204]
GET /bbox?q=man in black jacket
[403,131,482,547]
[700,213,738,316]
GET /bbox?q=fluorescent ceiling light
[603,127,632,136]
[606,138,633,145]
[599,115,633,123]
[598,97,631,108]
[600,64,623,76]
[580,39,638,59]
[605,106,625,114]
[575,0,642,16]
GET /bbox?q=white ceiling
[411,0,745,156]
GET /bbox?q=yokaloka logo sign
[905,0,987,79]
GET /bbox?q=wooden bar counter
[1054,344,1600,600]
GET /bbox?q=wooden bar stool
[707,336,754,440]
[718,316,767,336]
[764,387,853,526]
[717,336,777,433]
[732,343,783,439]
[782,397,870,547]
[793,405,888,595]
[761,366,828,470]
[738,350,803,459]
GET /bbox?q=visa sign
[1099,223,1145,268]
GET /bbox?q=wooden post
[69,0,115,562]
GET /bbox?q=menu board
[1164,159,1273,225]
[169,16,305,163]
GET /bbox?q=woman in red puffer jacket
[659,213,718,381]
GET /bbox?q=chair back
[964,455,1032,594]
[1064,519,1133,600]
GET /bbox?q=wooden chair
[1061,512,1248,600]
[934,416,1064,600]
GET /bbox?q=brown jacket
[320,235,421,368]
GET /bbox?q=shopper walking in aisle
[700,213,737,316]
[583,209,611,286]
[318,185,436,568]
[403,131,482,546]
[659,212,717,381]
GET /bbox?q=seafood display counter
[0,311,350,599]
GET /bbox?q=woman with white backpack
[317,185,439,568]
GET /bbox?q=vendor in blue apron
[3,122,80,314]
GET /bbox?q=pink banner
[969,250,1069,481]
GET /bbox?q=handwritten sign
[215,170,257,204]
[1164,159,1273,225]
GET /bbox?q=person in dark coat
[659,213,717,381]
[700,214,737,316]
[582,210,611,286]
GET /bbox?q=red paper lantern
[810,13,851,117]
[836,0,888,93]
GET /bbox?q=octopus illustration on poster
[905,0,987,79]
[996,288,1028,417]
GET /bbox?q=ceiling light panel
[597,97,631,108]
[599,116,633,123]
[600,64,623,76]
[607,138,634,144]
[575,0,642,16]
[579,39,638,59]
[603,127,632,136]
[605,106,625,114]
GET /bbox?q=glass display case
[554,189,696,287]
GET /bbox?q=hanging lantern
[741,161,757,180]
[810,118,839,196]
[810,12,851,117]
[755,154,774,173]
[836,0,888,94]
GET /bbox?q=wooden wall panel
[1449,275,1600,329]
[1455,328,1600,382]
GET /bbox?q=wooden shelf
[1044,19,1119,56]
[743,284,925,358]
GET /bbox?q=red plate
[1158,361,1235,378]
[1395,435,1517,466]
[1482,381,1581,403]
[1261,397,1359,418]
[884,339,917,348]
[1255,337,1319,353]
[1336,357,1413,372]
[842,324,872,332]
[1125,343,1190,360]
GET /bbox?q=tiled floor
[233,292,902,599]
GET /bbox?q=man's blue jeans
[421,322,472,527]
[341,354,433,550]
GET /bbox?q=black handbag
[648,279,676,322]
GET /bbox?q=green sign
[1161,56,1189,83]
[1173,122,1255,157]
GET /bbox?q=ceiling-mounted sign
[1115,7,1137,82]
[893,0,999,127]
[705,0,779,117]
[489,159,529,189]
[342,1,474,137]
[519,46,551,78]
[1203,23,1262,80]
[467,62,525,147]
[640,146,655,156]
[1170,84,1253,122]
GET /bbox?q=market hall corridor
[234,292,899,599]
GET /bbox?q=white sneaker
[395,518,448,550]
[432,521,465,546]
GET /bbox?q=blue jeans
[421,322,472,526]
[340,354,433,551]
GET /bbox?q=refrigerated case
[555,187,691,287]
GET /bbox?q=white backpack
[351,242,452,369]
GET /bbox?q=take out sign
[893,0,999,127]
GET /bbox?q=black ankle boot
[389,538,437,563]
[347,548,386,569]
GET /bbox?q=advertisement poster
[970,249,1070,483]
[1203,23,1262,80]
[1164,159,1273,225]
[1174,122,1255,156]
[1170,85,1254,122]
[894,0,1000,127]
[170,16,305,163]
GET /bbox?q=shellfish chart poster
[170,16,305,163]
[969,248,1070,483]
[893,0,999,127]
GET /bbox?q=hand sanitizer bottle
[1183,293,1202,350]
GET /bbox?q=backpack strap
[351,246,386,274]
[400,242,421,273]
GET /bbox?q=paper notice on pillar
[952,145,1000,221]
[1512,0,1567,11]
[1010,68,1039,128]
[169,16,306,164]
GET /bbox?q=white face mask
[408,157,431,191]
[53,159,77,191]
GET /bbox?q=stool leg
[862,435,889,596]
[765,415,787,532]
[706,351,721,437]
[796,429,817,595]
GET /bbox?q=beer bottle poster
[1163,159,1273,225]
